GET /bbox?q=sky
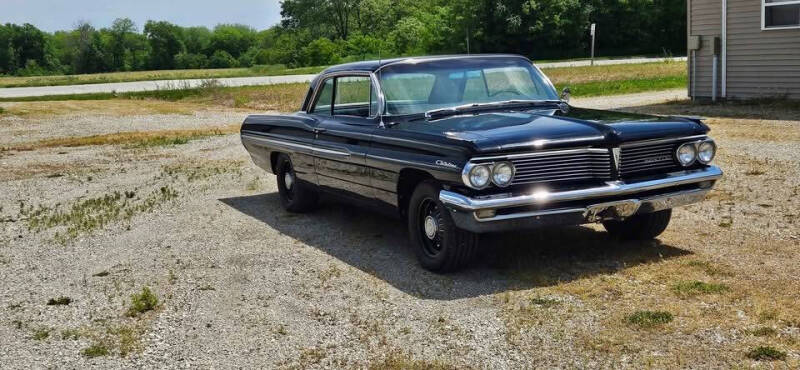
[0,0,284,32]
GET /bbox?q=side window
[334,76,371,117]
[311,79,334,115]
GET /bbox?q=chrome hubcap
[284,172,294,190]
[424,216,438,240]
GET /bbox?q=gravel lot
[0,94,798,368]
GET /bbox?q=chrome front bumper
[439,166,722,233]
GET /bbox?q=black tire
[275,154,318,213]
[407,180,478,272]
[603,209,672,240]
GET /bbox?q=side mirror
[561,87,571,103]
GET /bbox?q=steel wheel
[407,180,478,272]
[275,154,318,213]
[417,198,446,258]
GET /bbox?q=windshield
[378,57,558,115]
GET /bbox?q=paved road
[0,56,686,99]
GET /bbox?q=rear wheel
[603,209,672,240]
[408,180,478,272]
[275,154,318,212]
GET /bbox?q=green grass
[746,346,786,361]
[530,297,560,307]
[0,64,327,88]
[672,281,730,296]
[81,343,110,358]
[626,310,674,328]
[127,287,158,317]
[748,327,778,337]
[554,75,686,98]
[46,296,72,306]
[22,186,179,242]
[32,328,51,340]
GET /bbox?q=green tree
[208,24,257,58]
[182,26,212,54]
[72,22,107,74]
[207,50,238,68]
[144,20,184,69]
[301,37,341,66]
[108,18,136,70]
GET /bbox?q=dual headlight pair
[677,139,716,167]
[463,162,515,189]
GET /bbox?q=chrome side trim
[241,131,350,157]
[620,135,708,148]
[439,166,722,211]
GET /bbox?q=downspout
[722,0,727,98]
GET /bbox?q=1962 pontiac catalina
[241,55,722,272]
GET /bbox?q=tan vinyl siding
[726,0,800,99]
[688,0,722,98]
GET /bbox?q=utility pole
[590,23,596,66]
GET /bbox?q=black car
[241,54,722,272]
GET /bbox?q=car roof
[320,54,532,74]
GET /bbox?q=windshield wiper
[424,99,562,120]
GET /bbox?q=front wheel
[275,154,318,213]
[408,180,478,272]
[603,209,672,240]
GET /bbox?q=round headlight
[676,143,697,166]
[697,140,716,164]
[468,164,491,188]
[492,162,515,187]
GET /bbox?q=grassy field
[0,61,687,109]
[0,57,682,89]
[0,65,326,88]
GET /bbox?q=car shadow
[219,192,692,300]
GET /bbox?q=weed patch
[23,186,178,241]
[626,310,673,328]
[748,327,778,337]
[81,343,110,358]
[9,125,237,151]
[685,260,734,277]
[746,346,786,361]
[32,328,51,340]
[61,329,82,340]
[368,350,457,370]
[530,297,560,307]
[47,296,72,306]
[127,287,158,317]
[672,281,730,296]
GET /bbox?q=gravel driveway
[0,92,797,368]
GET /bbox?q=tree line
[0,0,685,76]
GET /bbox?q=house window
[763,0,800,30]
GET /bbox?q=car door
[308,74,380,200]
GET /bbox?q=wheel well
[270,151,283,173]
[397,169,434,217]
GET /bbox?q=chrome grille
[619,137,702,177]
[507,149,612,185]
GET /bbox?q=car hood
[392,107,708,153]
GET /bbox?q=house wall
[689,0,800,99]
[726,0,800,99]
[688,0,722,99]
